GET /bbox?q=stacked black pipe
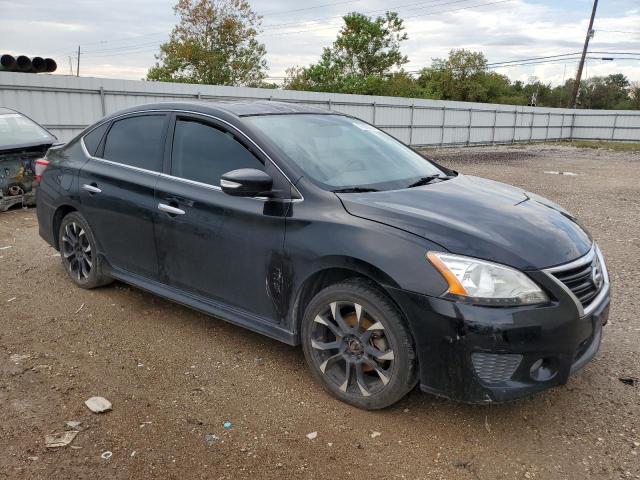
[0,54,57,73]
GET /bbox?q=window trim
[80,109,303,202]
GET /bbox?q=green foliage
[284,12,412,96]
[147,0,267,86]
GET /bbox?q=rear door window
[170,118,263,185]
[102,115,167,171]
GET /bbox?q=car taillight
[34,158,49,183]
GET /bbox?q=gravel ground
[1,143,639,480]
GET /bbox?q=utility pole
[569,0,598,108]
[76,45,81,77]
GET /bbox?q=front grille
[471,353,522,384]
[550,250,604,309]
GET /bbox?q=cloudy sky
[1,0,638,86]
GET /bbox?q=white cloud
[0,0,637,85]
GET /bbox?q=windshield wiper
[332,187,380,193]
[407,174,449,188]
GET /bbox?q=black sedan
[35,101,610,409]
[0,107,57,211]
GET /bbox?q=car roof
[0,107,18,115]
[109,100,334,119]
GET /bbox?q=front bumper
[387,264,610,403]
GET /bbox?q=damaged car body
[0,107,57,211]
[36,101,610,409]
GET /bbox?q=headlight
[427,252,549,306]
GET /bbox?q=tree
[416,49,512,103]
[284,11,409,95]
[147,0,267,86]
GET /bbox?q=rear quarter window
[82,122,109,156]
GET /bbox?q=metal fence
[1,71,639,145]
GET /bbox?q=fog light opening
[529,358,558,382]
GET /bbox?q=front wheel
[301,279,418,410]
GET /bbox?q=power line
[259,0,366,17]
[262,0,474,30]
[260,0,513,37]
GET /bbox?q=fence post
[372,101,377,125]
[409,103,415,146]
[440,106,446,147]
[545,112,550,141]
[611,113,618,141]
[328,99,332,111]
[196,91,201,100]
[466,108,472,146]
[569,112,576,142]
[528,111,535,142]
[99,86,106,116]
[512,107,518,144]
[491,108,498,145]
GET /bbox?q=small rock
[204,433,220,446]
[254,357,264,364]
[633,441,640,448]
[85,396,112,413]
[370,431,381,438]
[27,456,39,461]
[306,431,318,440]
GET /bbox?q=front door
[78,113,169,279]
[154,114,291,322]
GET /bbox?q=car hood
[338,174,592,270]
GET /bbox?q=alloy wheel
[61,222,93,281]
[310,301,395,397]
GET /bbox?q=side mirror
[220,168,273,197]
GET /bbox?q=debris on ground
[204,433,220,446]
[7,297,16,302]
[544,171,578,176]
[0,245,12,250]
[101,451,112,460]
[84,396,112,413]
[75,303,85,314]
[618,377,637,386]
[223,421,232,430]
[370,431,381,439]
[45,431,78,448]
[65,421,82,430]
[306,431,318,440]
[9,353,30,364]
[254,357,264,364]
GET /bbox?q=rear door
[154,114,290,321]
[78,113,169,279]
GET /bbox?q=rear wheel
[58,212,112,289]
[301,279,417,409]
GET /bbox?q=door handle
[82,184,101,194]
[158,203,186,215]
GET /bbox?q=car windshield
[0,112,53,148]
[245,114,446,191]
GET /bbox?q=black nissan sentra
[36,101,610,409]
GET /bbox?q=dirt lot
[1,144,639,480]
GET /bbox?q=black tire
[58,212,112,289]
[301,278,417,410]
